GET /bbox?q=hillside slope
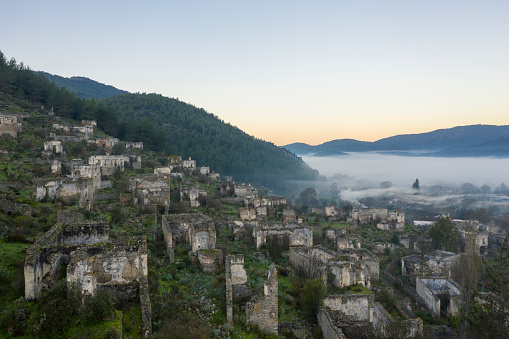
[103,93,318,191]
[1,51,318,193]
[40,72,128,99]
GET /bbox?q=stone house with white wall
[416,277,461,318]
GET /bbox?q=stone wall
[89,155,125,176]
[197,249,222,273]
[246,264,278,335]
[24,222,109,300]
[226,255,250,323]
[318,308,347,339]
[67,237,152,338]
[131,175,171,210]
[323,294,374,323]
[338,249,379,281]
[161,216,175,263]
[36,178,95,209]
[0,113,22,137]
[416,277,461,317]
[253,223,312,249]
[43,140,63,153]
[126,141,144,149]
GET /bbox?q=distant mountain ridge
[284,125,509,157]
[39,72,128,99]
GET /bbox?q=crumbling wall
[253,223,313,249]
[323,294,374,323]
[131,175,171,210]
[88,155,125,176]
[126,141,144,149]
[0,113,22,137]
[161,216,175,263]
[226,255,250,323]
[416,277,461,317]
[289,246,333,281]
[51,160,62,174]
[67,237,151,338]
[338,249,379,281]
[240,207,257,221]
[318,308,347,339]
[44,140,63,153]
[197,249,222,273]
[246,264,278,335]
[24,222,108,300]
[190,227,216,252]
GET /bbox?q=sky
[1,1,509,146]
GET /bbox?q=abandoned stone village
[0,111,507,338]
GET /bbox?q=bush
[30,281,81,338]
[81,290,116,325]
[300,278,326,323]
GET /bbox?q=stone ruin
[349,207,388,224]
[50,121,95,142]
[126,141,144,149]
[67,237,152,337]
[130,175,171,212]
[35,177,95,209]
[337,234,362,250]
[401,250,460,278]
[51,159,62,175]
[71,160,103,190]
[182,157,196,169]
[161,213,221,272]
[0,112,24,137]
[289,246,379,289]
[246,263,278,334]
[89,155,125,176]
[243,195,286,209]
[24,220,109,300]
[225,255,252,323]
[318,294,423,339]
[87,137,119,150]
[225,255,278,335]
[234,183,257,198]
[180,184,207,207]
[43,140,63,155]
[252,222,313,250]
[24,212,152,337]
[416,277,461,318]
[282,208,297,223]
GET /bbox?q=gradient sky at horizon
[2,1,508,146]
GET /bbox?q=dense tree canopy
[428,217,459,252]
[0,50,318,193]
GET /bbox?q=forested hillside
[103,93,318,191]
[39,72,128,99]
[0,51,318,193]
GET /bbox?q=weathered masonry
[416,277,461,318]
[67,237,152,337]
[289,246,378,289]
[318,294,422,339]
[130,175,171,211]
[24,222,109,300]
[89,155,125,176]
[246,263,278,335]
[225,255,251,324]
[161,213,218,271]
[24,219,152,338]
[253,222,313,249]
[0,113,23,137]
